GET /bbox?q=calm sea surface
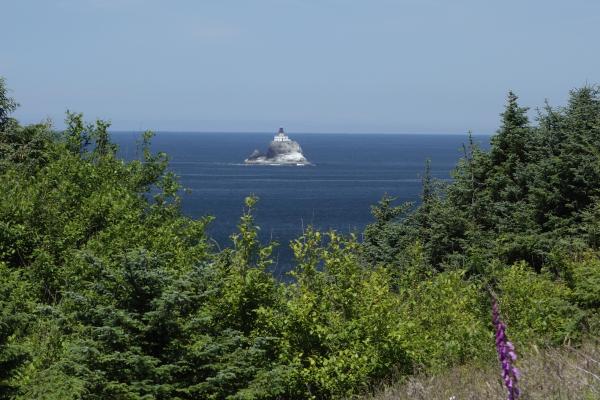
[112,132,489,276]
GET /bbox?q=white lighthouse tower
[273,127,291,142]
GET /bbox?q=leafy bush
[272,229,410,398]
[496,262,581,346]
[565,253,600,334]
[396,266,491,372]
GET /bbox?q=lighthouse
[273,127,291,142]
[245,127,311,165]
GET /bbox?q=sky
[2,0,600,134]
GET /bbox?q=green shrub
[278,229,410,398]
[566,253,600,334]
[395,267,491,372]
[496,262,581,346]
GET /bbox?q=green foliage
[396,264,491,372]
[569,255,600,309]
[3,75,600,399]
[0,77,19,132]
[0,123,55,174]
[490,91,531,169]
[564,253,600,334]
[496,262,580,346]
[362,195,415,267]
[0,263,31,399]
[364,86,600,273]
[279,229,410,398]
[180,197,287,399]
[15,314,89,400]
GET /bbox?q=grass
[359,338,600,400]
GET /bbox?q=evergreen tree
[490,91,530,168]
[0,77,18,132]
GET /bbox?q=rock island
[245,128,311,165]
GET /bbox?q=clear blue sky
[2,0,600,133]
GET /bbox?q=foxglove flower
[492,298,520,400]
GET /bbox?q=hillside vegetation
[2,77,600,399]
[362,339,600,400]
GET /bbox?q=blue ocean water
[112,132,489,276]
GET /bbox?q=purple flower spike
[492,297,520,400]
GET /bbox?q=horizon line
[108,130,494,136]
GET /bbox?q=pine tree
[490,91,530,167]
[418,159,434,250]
[0,78,18,132]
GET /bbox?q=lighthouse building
[274,127,291,142]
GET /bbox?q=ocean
[112,132,489,276]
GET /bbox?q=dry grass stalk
[358,338,600,400]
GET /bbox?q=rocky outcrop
[245,131,311,165]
